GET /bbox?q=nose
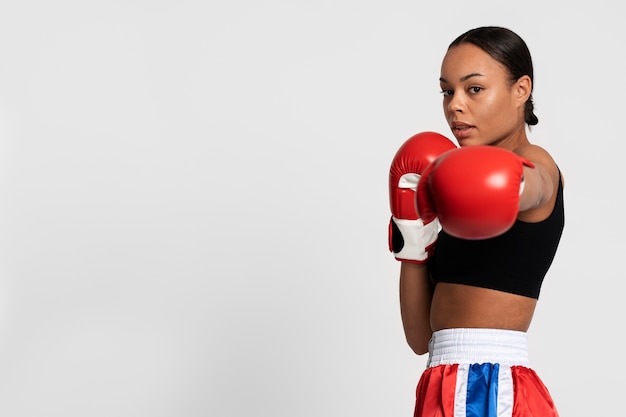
[447,93,465,113]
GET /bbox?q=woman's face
[439,43,529,148]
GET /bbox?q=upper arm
[518,145,560,218]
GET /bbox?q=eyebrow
[439,73,485,83]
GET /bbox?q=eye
[469,86,483,94]
[440,89,453,96]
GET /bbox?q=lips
[450,122,474,139]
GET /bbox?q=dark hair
[449,26,538,126]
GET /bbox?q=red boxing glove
[388,132,457,262]
[416,146,534,240]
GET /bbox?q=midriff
[430,282,538,332]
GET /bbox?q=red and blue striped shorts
[413,328,559,417]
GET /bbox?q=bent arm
[399,262,433,355]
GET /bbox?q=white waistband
[427,328,529,368]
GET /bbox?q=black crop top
[429,174,564,299]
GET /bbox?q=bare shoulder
[516,143,562,219]
[516,143,561,185]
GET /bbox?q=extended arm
[518,145,560,215]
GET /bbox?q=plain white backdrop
[0,1,622,416]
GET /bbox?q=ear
[514,75,532,105]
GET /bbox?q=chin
[456,138,478,147]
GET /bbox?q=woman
[388,27,564,416]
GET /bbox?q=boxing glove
[416,145,534,240]
[389,131,457,262]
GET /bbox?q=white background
[0,1,622,416]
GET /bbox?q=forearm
[399,262,434,355]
